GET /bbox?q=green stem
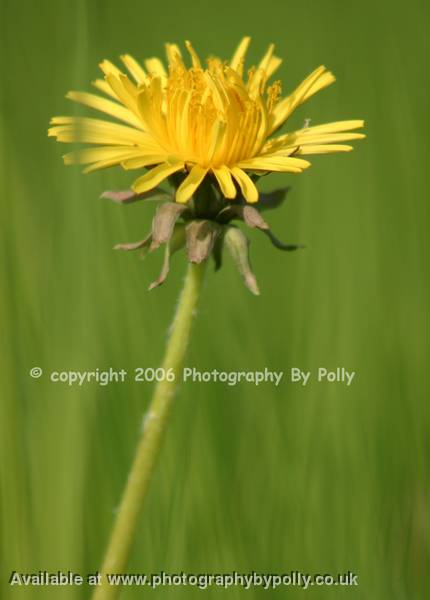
[91,261,206,600]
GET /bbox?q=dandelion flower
[48,37,365,204]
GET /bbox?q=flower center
[138,61,271,168]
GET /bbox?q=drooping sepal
[258,187,290,211]
[185,220,222,264]
[223,226,260,296]
[101,187,172,205]
[114,233,152,257]
[150,202,190,251]
[226,205,270,230]
[149,223,186,290]
[218,203,303,252]
[263,230,304,251]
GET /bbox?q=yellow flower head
[49,37,364,204]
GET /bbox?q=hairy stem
[91,261,206,600]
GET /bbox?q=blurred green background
[1,0,429,598]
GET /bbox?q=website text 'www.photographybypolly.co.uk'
[9,570,359,590]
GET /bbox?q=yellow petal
[144,57,167,78]
[265,133,365,154]
[105,75,138,114]
[166,43,184,68]
[212,166,237,199]
[299,119,365,135]
[83,157,141,174]
[230,37,251,74]
[91,78,118,99]
[249,96,269,157]
[185,40,202,69]
[48,116,148,145]
[269,66,335,133]
[294,144,354,155]
[230,167,259,203]
[120,73,139,99]
[266,55,282,79]
[176,165,208,203]
[99,59,123,78]
[63,146,146,165]
[120,54,147,84]
[207,119,227,164]
[262,120,366,154]
[237,155,310,173]
[306,71,335,99]
[250,43,276,92]
[176,92,192,152]
[297,132,365,144]
[204,72,226,112]
[122,154,169,169]
[132,162,184,194]
[66,91,144,129]
[137,83,168,141]
[257,44,275,72]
